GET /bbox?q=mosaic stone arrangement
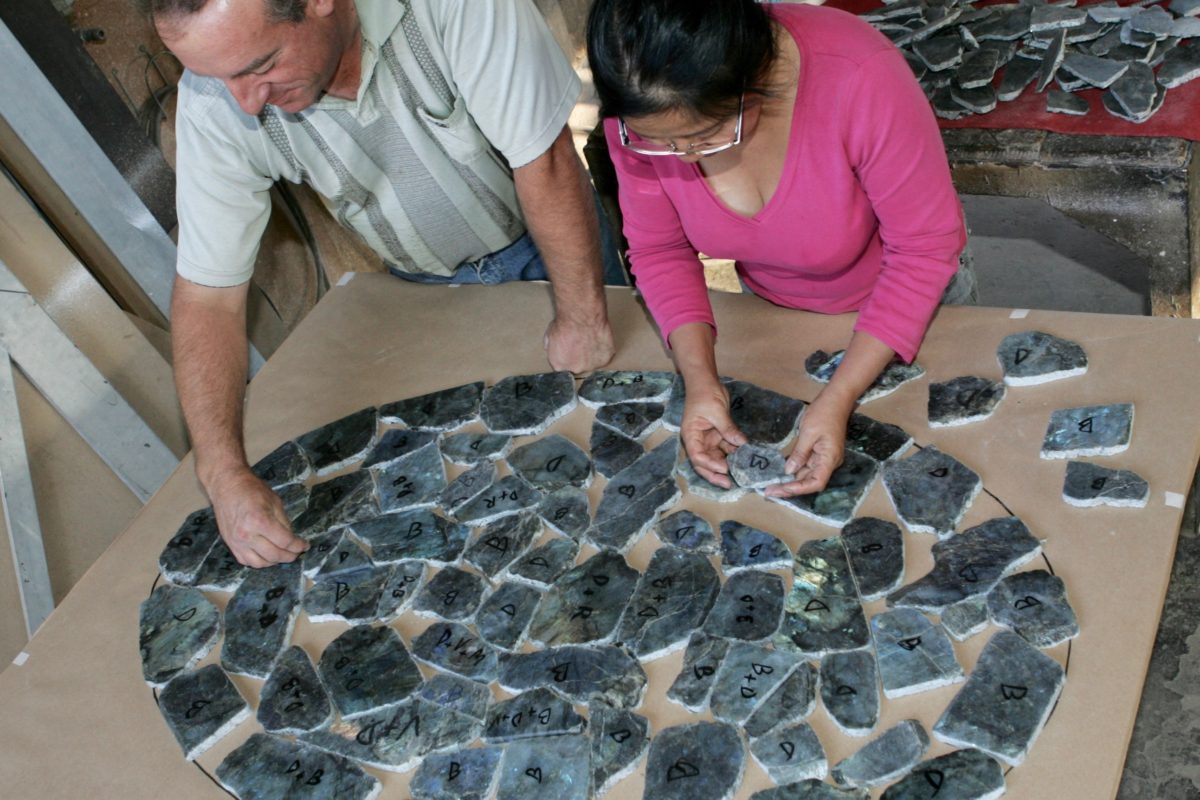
[141,338,1125,798]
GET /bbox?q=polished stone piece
[728,443,793,489]
[352,508,470,565]
[217,734,379,798]
[508,434,592,492]
[997,331,1088,386]
[375,560,427,620]
[950,83,998,114]
[277,482,311,520]
[842,517,905,601]
[379,381,484,430]
[314,531,374,580]
[318,624,422,719]
[497,734,591,800]
[1061,51,1129,87]
[252,439,312,488]
[1036,29,1067,91]
[820,650,880,736]
[710,642,802,724]
[667,633,732,710]
[418,672,489,719]
[677,456,749,503]
[536,486,592,538]
[371,439,448,514]
[957,47,1000,87]
[941,596,990,641]
[1158,42,1200,87]
[617,547,720,658]
[720,520,792,573]
[589,440,681,552]
[528,550,639,645]
[871,608,964,698]
[726,380,807,446]
[579,369,675,407]
[1063,460,1149,507]
[412,621,501,681]
[298,700,424,771]
[257,645,333,735]
[880,748,1006,800]
[440,431,512,465]
[882,446,981,536]
[413,566,487,621]
[508,536,579,587]
[454,474,542,526]
[188,538,247,592]
[845,414,912,462]
[927,376,1006,428]
[997,53,1041,99]
[745,661,818,738]
[438,460,496,514]
[698,570,783,642]
[596,401,665,441]
[158,664,250,760]
[1047,88,1091,114]
[643,721,745,800]
[363,428,439,470]
[476,580,542,650]
[411,746,503,800]
[656,509,720,554]
[590,423,645,479]
[751,721,827,785]
[304,563,394,624]
[987,569,1079,647]
[914,34,964,70]
[933,630,1066,765]
[498,645,648,708]
[480,371,576,435]
[483,687,586,742]
[138,584,221,687]
[416,696,487,754]
[776,537,870,656]
[295,406,378,475]
[1107,60,1159,117]
[750,782,869,800]
[292,469,377,541]
[590,701,650,795]
[772,450,880,527]
[1041,402,1134,459]
[888,516,1042,611]
[159,506,222,585]
[463,512,542,578]
[805,351,924,404]
[832,719,930,788]
[222,561,302,678]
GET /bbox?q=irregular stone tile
[987,569,1079,647]
[138,584,221,687]
[438,460,497,514]
[1048,88,1089,114]
[978,5,1033,42]
[1090,2,1140,23]
[536,486,592,538]
[776,537,869,657]
[998,53,1041,99]
[931,85,971,119]
[842,517,905,601]
[871,608,964,698]
[318,624,422,719]
[596,401,665,441]
[882,446,981,537]
[483,687,585,742]
[957,47,1001,87]
[749,781,869,800]
[677,456,749,503]
[351,508,469,565]
[454,474,542,526]
[1030,4,1086,31]
[832,719,930,789]
[497,734,591,800]
[710,642,802,724]
[480,371,577,435]
[997,330,1088,385]
[888,516,1042,612]
[705,570,786,641]
[371,440,448,514]
[313,531,374,580]
[159,506,222,585]
[590,701,651,795]
[726,380,807,446]
[616,547,721,659]
[158,664,250,760]
[363,428,440,470]
[292,469,377,540]
[463,512,542,578]
[508,434,592,492]
[299,700,424,771]
[771,450,880,527]
[257,645,333,735]
[189,538,247,592]
[1172,0,1200,18]
[579,369,675,407]
[751,721,828,785]
[411,745,503,800]
[1158,41,1200,87]
[375,561,427,620]
[217,733,379,797]
[805,351,924,404]
[295,405,378,475]
[528,551,640,645]
[251,439,312,488]
[411,621,500,681]
[413,566,487,621]
[590,422,645,479]
[498,645,648,708]
[933,630,1066,765]
[820,650,880,737]
[418,673,490,720]
[728,443,793,489]
[667,633,732,710]
[951,83,997,114]
[914,34,964,70]
[1063,460,1149,507]
[1061,50,1129,87]
[476,581,542,650]
[927,376,1006,428]
[1101,78,1165,122]
[440,431,512,465]
[304,564,394,624]
[1041,402,1134,459]
[221,561,302,678]
[589,438,681,551]
[656,509,720,553]
[845,413,912,462]
[941,596,990,641]
[720,520,792,573]
[508,537,580,587]
[744,661,819,739]
[643,721,745,800]
[416,697,487,754]
[276,482,310,519]
[663,373,687,431]
[379,381,485,430]
[880,748,1006,800]
[1129,6,1174,37]
[1036,29,1068,91]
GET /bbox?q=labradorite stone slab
[476,581,542,650]
[251,440,312,488]
[842,517,905,601]
[438,460,496,513]
[720,520,793,573]
[454,474,542,526]
[411,621,500,681]
[750,721,827,785]
[138,584,221,686]
[776,537,869,656]
[871,608,964,698]
[663,373,687,431]
[643,721,745,800]
[1158,42,1200,87]
[371,440,448,514]
[292,469,377,540]
[413,566,487,621]
[820,649,880,736]
[888,516,1042,612]
[744,661,819,739]
[832,719,930,788]
[596,401,665,440]
[410,745,503,800]
[579,370,675,406]
[590,483,682,552]
[725,380,806,446]
[591,701,651,795]
[318,625,422,719]
[1030,3,1086,31]
[528,551,639,646]
[1061,51,1129,87]
[1050,88,1090,116]
[957,47,1001,88]
[159,506,221,585]
[217,734,379,798]
[941,596,990,641]
[159,664,250,760]
[1036,29,1068,91]
[379,381,485,430]
[667,633,732,710]
[314,532,374,580]
[677,457,749,503]
[987,569,1079,647]
[417,697,487,754]
[304,564,393,624]
[352,508,469,565]
[750,781,869,800]
[933,630,1066,766]
[508,537,580,587]
[440,431,512,465]
[845,413,912,462]
[882,446,981,536]
[997,330,1088,386]
[480,371,576,435]
[728,443,793,489]
[257,645,333,735]
[508,434,592,492]
[998,54,1041,100]
[615,547,720,659]
[419,673,490,720]
[221,561,302,678]
[375,561,427,620]
[189,538,247,592]
[299,700,424,771]
[483,687,586,742]
[656,509,719,553]
[950,83,998,114]
[772,449,880,527]
[536,486,591,539]
[363,428,439,469]
[805,351,924,404]
[277,482,310,520]
[463,512,542,578]
[704,570,786,641]
[296,405,378,475]
[710,642,802,724]
[927,376,1006,428]
[1130,5,1174,36]
[498,645,648,708]
[1041,403,1134,459]
[880,748,1005,800]
[1063,460,1149,507]
[496,734,591,800]
[590,422,645,479]
[913,33,964,70]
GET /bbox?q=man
[151,0,619,567]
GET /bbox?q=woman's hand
[765,390,851,497]
[681,381,748,488]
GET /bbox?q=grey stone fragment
[744,660,819,738]
[951,83,998,113]
[596,401,665,440]
[832,719,930,788]
[894,4,965,46]
[643,721,744,800]
[414,696,486,754]
[138,584,221,686]
[304,564,394,624]
[411,621,500,681]
[454,474,541,526]
[941,596,990,641]
[484,687,585,742]
[932,86,972,119]
[438,460,496,514]
[1063,460,1149,507]
[476,581,542,650]
[498,645,648,708]
[997,330,1088,385]
[221,561,302,678]
[933,630,1066,765]
[497,734,591,800]
[298,700,424,771]
[616,546,720,658]
[667,633,731,710]
[957,47,1000,87]
[845,414,912,462]
[1121,23,1163,47]
[480,371,576,435]
[375,561,427,620]
[363,428,439,469]
[371,440,448,514]
[1047,88,1091,113]
[720,520,792,573]
[508,537,580,587]
[589,439,681,551]
[772,450,880,527]
[313,531,374,580]
[379,381,484,430]
[419,672,490,720]
[977,6,1034,42]
[440,431,511,465]
[1054,68,1090,93]
[1060,51,1129,86]
[318,625,422,719]
[750,722,827,785]
[528,551,640,645]
[882,446,981,536]
[295,405,378,474]
[987,569,1079,647]
[776,536,867,659]
[805,351,924,403]
[913,34,964,70]
[536,486,592,538]
[413,566,487,621]
[1130,6,1174,36]
[188,538,246,592]
[251,439,311,488]
[656,509,719,553]
[257,645,332,735]
[1089,2,1139,23]
[1041,402,1134,459]
[411,746,503,800]
[158,664,250,760]
[677,457,749,503]
[750,782,868,800]
[276,482,310,519]
[1171,0,1200,16]
[590,423,644,478]
[579,370,675,406]
[880,748,1006,800]
[728,443,793,489]
[871,608,964,698]
[1158,40,1200,87]
[1174,17,1200,37]
[663,373,686,430]
[352,508,469,564]
[1102,79,1166,121]
[1030,4,1086,31]
[842,517,905,601]
[1036,29,1068,90]
[726,380,807,446]
[704,570,786,641]
[928,376,1006,427]
[217,734,378,798]
[590,701,651,796]
[888,516,1042,612]
[820,650,880,736]
[508,434,592,492]
[1107,60,1159,117]
[463,512,543,578]
[293,469,377,541]
[710,642,802,724]
[159,506,221,585]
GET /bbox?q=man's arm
[512,125,615,374]
[171,275,306,567]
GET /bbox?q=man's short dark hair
[141,0,307,25]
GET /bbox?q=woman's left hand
[764,390,851,498]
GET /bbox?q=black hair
[587,0,778,121]
[139,0,306,26]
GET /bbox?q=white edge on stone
[486,397,578,437]
[182,703,251,761]
[1041,442,1131,460]
[1002,365,1087,387]
[455,506,527,528]
[944,619,990,642]
[630,631,693,663]
[1063,491,1149,508]
[311,435,379,477]
[146,630,221,690]
[261,706,336,738]
[882,670,966,700]
[928,410,997,428]
[593,743,648,797]
[721,557,794,576]
[767,495,858,529]
[223,606,300,679]
[750,748,828,785]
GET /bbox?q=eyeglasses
[618,94,744,157]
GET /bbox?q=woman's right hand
[680,380,748,488]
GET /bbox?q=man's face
[157,0,347,116]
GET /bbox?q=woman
[587,0,969,496]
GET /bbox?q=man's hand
[207,467,307,568]
[681,381,748,488]
[765,391,849,497]
[544,315,615,374]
